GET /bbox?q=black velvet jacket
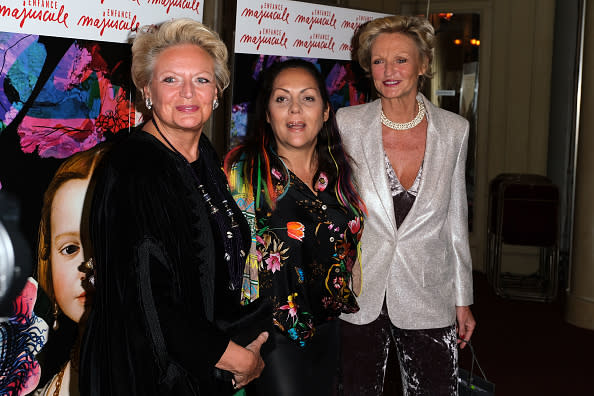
[79,128,250,395]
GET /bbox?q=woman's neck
[145,119,201,162]
[278,147,318,189]
[381,93,420,123]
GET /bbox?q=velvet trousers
[340,305,458,396]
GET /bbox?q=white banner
[0,0,203,43]
[234,0,387,60]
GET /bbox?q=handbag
[458,340,495,395]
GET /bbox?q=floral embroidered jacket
[231,165,363,347]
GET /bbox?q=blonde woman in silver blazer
[336,15,476,395]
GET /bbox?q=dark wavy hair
[225,59,365,217]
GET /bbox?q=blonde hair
[37,145,108,302]
[356,15,435,82]
[131,18,229,103]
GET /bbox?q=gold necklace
[52,362,68,396]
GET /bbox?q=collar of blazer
[355,93,445,235]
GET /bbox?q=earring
[145,97,152,110]
[83,257,96,288]
[212,99,219,110]
[52,302,60,331]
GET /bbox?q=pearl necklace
[381,98,425,130]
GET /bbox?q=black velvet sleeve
[80,133,230,396]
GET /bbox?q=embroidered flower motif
[335,240,351,260]
[271,167,282,180]
[266,252,282,273]
[348,216,361,234]
[260,234,289,272]
[287,222,305,241]
[315,172,328,192]
[279,293,299,319]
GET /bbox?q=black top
[80,128,250,396]
[254,169,362,346]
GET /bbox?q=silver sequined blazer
[337,93,473,330]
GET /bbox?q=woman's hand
[215,331,269,389]
[232,332,268,388]
[456,306,476,349]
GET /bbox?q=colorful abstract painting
[0,31,137,392]
[0,31,135,159]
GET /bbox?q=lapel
[356,99,398,234]
[397,93,444,236]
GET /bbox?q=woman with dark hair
[224,59,366,395]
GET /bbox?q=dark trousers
[340,306,458,396]
[247,320,340,396]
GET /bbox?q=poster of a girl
[34,145,107,395]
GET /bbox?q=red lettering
[147,0,200,15]
[77,14,139,36]
[294,13,337,30]
[240,32,288,51]
[293,36,336,55]
[241,7,290,25]
[339,43,352,51]
[0,4,69,28]
[341,20,361,30]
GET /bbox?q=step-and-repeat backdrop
[230,0,386,144]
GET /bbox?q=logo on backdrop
[240,3,290,25]
[147,0,201,16]
[235,0,388,60]
[0,0,204,43]
[239,28,288,51]
[294,9,337,30]
[293,33,335,55]
[0,1,69,29]
[341,14,375,31]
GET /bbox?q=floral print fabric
[254,169,363,346]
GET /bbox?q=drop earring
[145,97,152,110]
[52,302,60,331]
[212,99,219,110]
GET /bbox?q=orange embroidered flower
[287,222,305,241]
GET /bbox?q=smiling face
[266,67,329,157]
[145,43,218,136]
[50,179,89,323]
[370,32,427,101]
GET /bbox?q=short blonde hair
[131,18,230,100]
[356,15,434,81]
